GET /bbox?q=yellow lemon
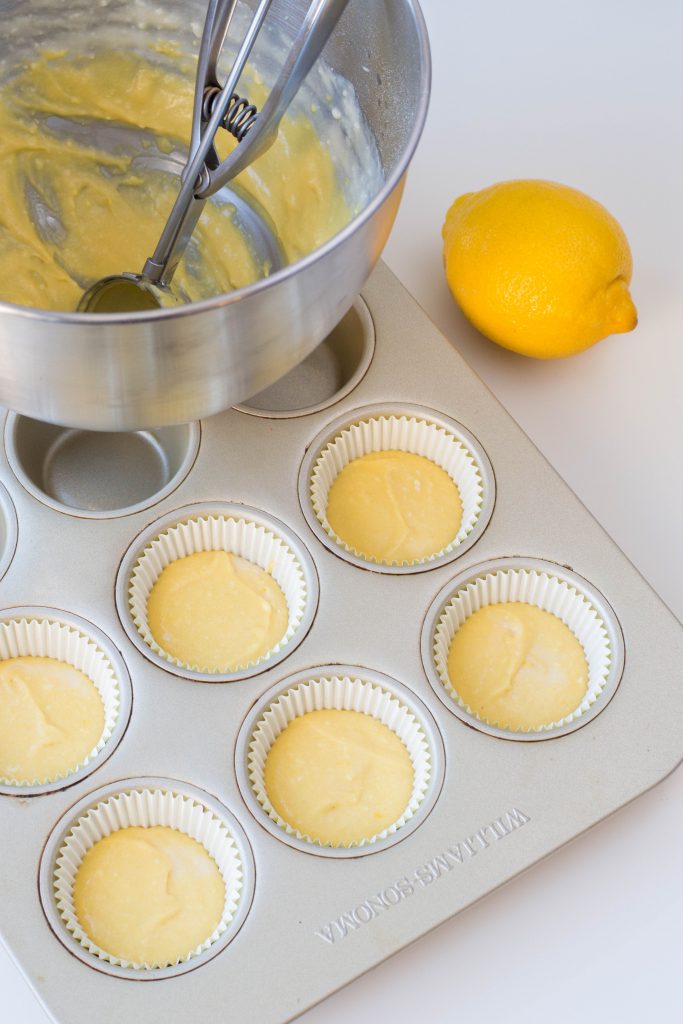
[442,179,637,358]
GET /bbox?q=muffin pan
[5,415,200,518]
[0,262,681,1024]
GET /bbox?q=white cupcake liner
[246,672,433,850]
[431,564,615,735]
[52,785,246,972]
[304,406,494,572]
[124,505,315,680]
[0,612,124,789]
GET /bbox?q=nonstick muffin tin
[0,262,681,1024]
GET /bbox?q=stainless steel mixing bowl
[0,0,430,430]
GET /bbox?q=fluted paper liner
[309,413,485,566]
[247,673,432,848]
[433,568,612,732]
[0,616,120,788]
[128,513,308,674]
[52,786,245,971]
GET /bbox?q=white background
[2,0,682,1020]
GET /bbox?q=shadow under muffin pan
[4,412,200,518]
[0,262,681,1024]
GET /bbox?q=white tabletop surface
[2,0,682,1021]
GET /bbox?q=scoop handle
[143,0,350,287]
[143,0,274,285]
[197,0,352,195]
[189,0,240,172]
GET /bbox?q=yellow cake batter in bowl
[0,47,359,311]
[0,656,104,784]
[73,825,225,966]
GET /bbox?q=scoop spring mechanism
[206,88,259,142]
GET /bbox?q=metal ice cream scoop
[78,0,350,313]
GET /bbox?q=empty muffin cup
[118,503,318,682]
[299,404,495,574]
[4,412,200,518]
[0,609,131,795]
[40,779,255,978]
[235,298,375,418]
[0,481,18,583]
[422,558,625,740]
[236,665,445,857]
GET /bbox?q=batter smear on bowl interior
[0,49,355,311]
[447,602,589,731]
[146,550,288,672]
[73,826,225,966]
[326,450,463,564]
[264,708,414,846]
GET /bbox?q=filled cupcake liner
[309,413,485,567]
[52,786,245,971]
[433,568,612,733]
[247,673,432,848]
[128,513,309,675]
[0,616,121,788]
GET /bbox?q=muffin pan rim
[3,413,202,520]
[38,776,257,981]
[234,662,446,859]
[233,296,376,420]
[115,500,320,683]
[297,401,496,575]
[420,556,626,742]
[0,606,133,797]
[0,478,18,582]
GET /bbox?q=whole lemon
[442,179,637,358]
